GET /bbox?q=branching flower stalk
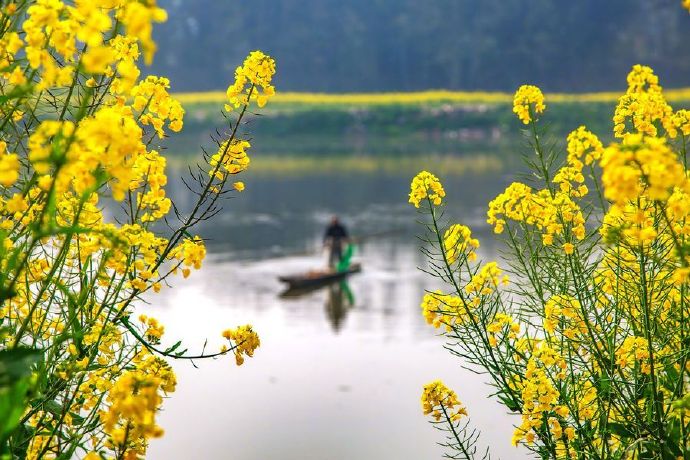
[0,1,275,459]
[413,62,690,459]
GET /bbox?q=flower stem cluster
[413,60,690,459]
[0,2,275,458]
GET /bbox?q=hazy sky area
[152,0,690,92]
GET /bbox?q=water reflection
[163,168,508,259]
[325,282,355,332]
[279,266,358,332]
[146,169,530,460]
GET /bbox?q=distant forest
[153,0,690,93]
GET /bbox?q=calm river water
[145,169,531,459]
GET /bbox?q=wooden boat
[278,263,362,291]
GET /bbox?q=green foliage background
[153,0,690,93]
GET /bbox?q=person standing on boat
[324,216,349,269]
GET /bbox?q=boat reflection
[325,281,355,332]
[279,277,356,331]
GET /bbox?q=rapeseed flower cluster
[542,294,587,338]
[487,183,586,246]
[131,76,185,136]
[551,126,603,198]
[464,262,508,299]
[226,50,277,110]
[139,314,165,344]
[0,141,19,186]
[615,336,651,374]
[408,170,445,207]
[222,325,261,366]
[420,291,467,330]
[487,313,519,347]
[209,139,251,184]
[170,236,207,278]
[513,85,546,124]
[668,109,690,138]
[99,353,176,457]
[600,134,686,205]
[443,224,479,264]
[512,343,568,447]
[0,1,275,458]
[133,150,172,223]
[613,64,673,138]
[413,58,690,459]
[421,380,467,422]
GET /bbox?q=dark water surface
[145,170,531,459]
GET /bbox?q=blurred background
[154,0,690,92]
[143,2,690,459]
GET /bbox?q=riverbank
[165,89,690,157]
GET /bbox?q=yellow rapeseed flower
[0,141,19,187]
[222,325,261,365]
[487,182,586,244]
[1,3,275,459]
[209,139,251,181]
[512,343,566,447]
[131,76,185,137]
[600,134,686,205]
[226,50,276,110]
[116,0,168,65]
[613,65,672,138]
[421,380,467,422]
[443,224,479,264]
[668,109,690,138]
[420,291,469,330]
[5,193,27,214]
[100,352,176,456]
[513,85,546,124]
[465,261,508,298]
[486,313,519,347]
[551,126,603,197]
[563,242,574,254]
[170,236,206,278]
[615,336,651,374]
[408,170,445,208]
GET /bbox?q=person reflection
[325,281,355,332]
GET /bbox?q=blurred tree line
[154,0,690,92]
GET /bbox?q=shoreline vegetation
[167,89,690,157]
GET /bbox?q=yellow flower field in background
[175,87,690,107]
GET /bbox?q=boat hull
[279,264,362,291]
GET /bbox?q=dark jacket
[324,223,348,246]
